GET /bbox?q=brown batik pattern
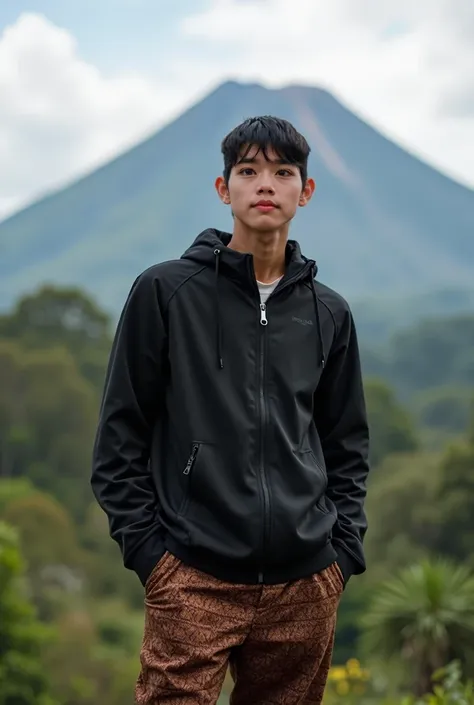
[135,551,344,705]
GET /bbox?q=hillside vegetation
[1,284,474,703]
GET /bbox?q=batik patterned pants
[136,551,343,704]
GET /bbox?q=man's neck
[227,222,288,284]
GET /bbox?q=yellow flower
[346,658,362,679]
[328,666,347,682]
[336,680,350,695]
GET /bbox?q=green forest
[1,284,474,705]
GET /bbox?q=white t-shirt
[257,277,282,304]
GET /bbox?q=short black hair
[221,116,310,185]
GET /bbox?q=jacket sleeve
[314,305,370,584]
[91,270,167,586]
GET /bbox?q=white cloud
[181,0,474,189]
[0,13,190,220]
[0,3,472,222]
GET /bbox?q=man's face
[216,145,314,232]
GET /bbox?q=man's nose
[257,181,275,194]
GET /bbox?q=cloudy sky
[0,0,473,220]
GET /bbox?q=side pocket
[306,450,329,514]
[308,451,327,483]
[178,442,201,517]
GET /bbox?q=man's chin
[244,213,287,232]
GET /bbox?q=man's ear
[299,177,316,207]
[215,176,231,204]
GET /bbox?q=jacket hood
[181,228,317,283]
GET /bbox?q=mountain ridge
[1,80,473,328]
[2,79,472,229]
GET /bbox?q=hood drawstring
[310,264,326,370]
[214,249,224,370]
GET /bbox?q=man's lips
[253,200,278,212]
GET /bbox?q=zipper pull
[260,303,268,326]
[183,444,199,474]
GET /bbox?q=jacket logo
[292,316,313,326]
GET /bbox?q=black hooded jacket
[91,229,370,587]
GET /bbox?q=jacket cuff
[335,545,356,587]
[131,532,166,586]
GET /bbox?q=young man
[91,116,370,705]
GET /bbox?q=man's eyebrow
[238,156,291,164]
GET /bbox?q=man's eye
[278,169,293,176]
[238,168,255,175]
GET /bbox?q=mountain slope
[1,80,474,316]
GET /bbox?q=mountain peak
[1,79,473,317]
[211,78,333,103]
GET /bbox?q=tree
[414,386,473,435]
[332,580,369,665]
[364,378,419,466]
[0,340,98,519]
[389,315,474,394]
[0,478,36,513]
[80,501,143,608]
[0,285,112,390]
[0,285,110,350]
[0,341,35,479]
[405,661,474,705]
[2,492,83,620]
[433,425,474,564]
[0,521,56,705]
[361,559,474,697]
[469,403,474,445]
[362,452,441,582]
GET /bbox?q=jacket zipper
[258,302,269,583]
[255,264,312,584]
